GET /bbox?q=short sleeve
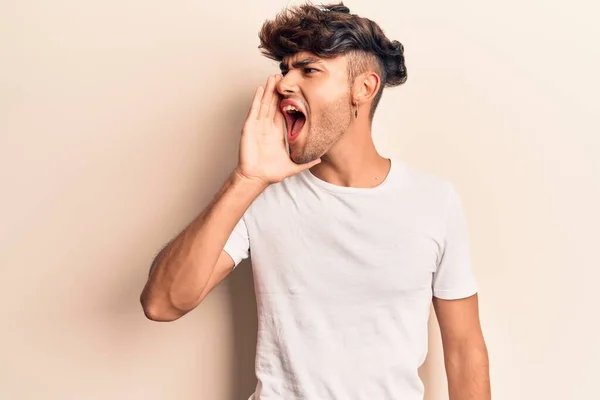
[222,215,250,268]
[432,183,479,300]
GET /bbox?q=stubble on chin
[290,93,353,165]
[289,141,317,165]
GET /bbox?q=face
[277,52,354,164]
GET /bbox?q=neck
[309,118,391,188]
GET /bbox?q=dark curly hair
[258,1,407,119]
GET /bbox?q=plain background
[1,0,599,399]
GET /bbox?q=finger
[258,76,275,120]
[246,86,264,121]
[268,75,282,120]
[293,157,322,173]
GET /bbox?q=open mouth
[281,102,307,143]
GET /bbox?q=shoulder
[393,159,455,207]
[391,159,466,240]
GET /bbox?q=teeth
[283,105,301,113]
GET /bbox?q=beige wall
[1,0,598,399]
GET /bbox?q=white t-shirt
[223,158,478,400]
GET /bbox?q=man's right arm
[140,74,320,322]
[139,170,266,322]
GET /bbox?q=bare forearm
[446,346,491,400]
[140,170,266,320]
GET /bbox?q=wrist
[231,167,269,195]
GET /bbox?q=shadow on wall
[227,259,259,400]
[102,86,265,399]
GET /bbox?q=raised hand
[235,75,321,186]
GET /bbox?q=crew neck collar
[304,158,398,194]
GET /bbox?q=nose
[276,73,299,96]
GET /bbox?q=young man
[140,2,491,399]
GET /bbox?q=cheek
[307,78,349,108]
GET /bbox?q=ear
[352,71,381,106]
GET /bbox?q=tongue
[291,115,306,138]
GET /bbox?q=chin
[289,149,306,165]
[290,143,325,165]
[289,148,312,165]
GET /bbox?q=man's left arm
[433,294,491,400]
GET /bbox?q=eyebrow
[279,57,323,72]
